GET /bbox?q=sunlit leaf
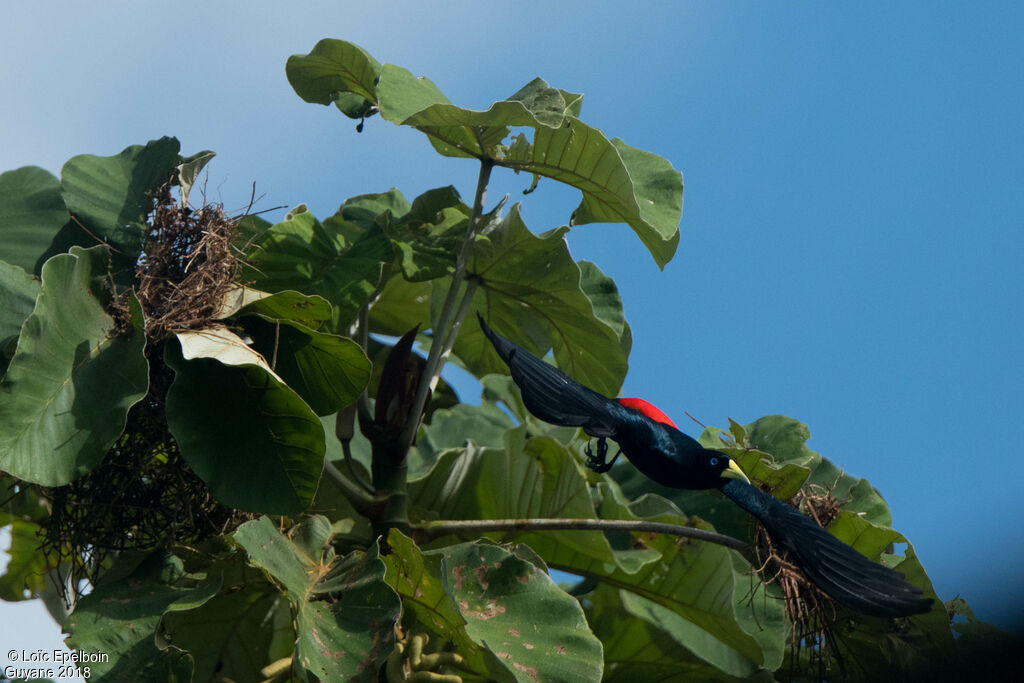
[0,246,148,485]
[0,260,40,342]
[164,335,323,514]
[59,136,181,262]
[239,315,371,415]
[0,166,70,272]
[456,204,627,396]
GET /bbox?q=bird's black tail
[478,314,620,437]
[721,479,933,617]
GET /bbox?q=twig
[412,517,751,552]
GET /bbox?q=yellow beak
[721,459,751,484]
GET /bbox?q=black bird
[478,314,932,617]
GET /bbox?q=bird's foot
[586,438,621,473]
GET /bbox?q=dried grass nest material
[133,183,242,343]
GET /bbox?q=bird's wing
[721,479,933,617]
[478,314,621,436]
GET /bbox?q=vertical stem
[399,159,493,450]
[429,277,479,393]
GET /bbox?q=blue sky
[2,0,1022,655]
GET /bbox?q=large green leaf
[0,260,40,342]
[376,67,681,268]
[545,482,786,669]
[59,136,181,262]
[381,186,471,281]
[436,541,604,682]
[455,204,628,396]
[0,246,148,485]
[216,286,334,329]
[409,431,622,568]
[416,402,515,458]
[164,332,324,514]
[0,166,71,272]
[368,276,432,336]
[234,516,400,682]
[563,136,683,269]
[589,585,771,682]
[64,551,221,682]
[336,188,411,231]
[286,38,381,110]
[162,585,286,683]
[381,530,496,679]
[243,204,393,329]
[288,40,682,267]
[243,317,370,415]
[578,260,626,338]
[376,68,580,158]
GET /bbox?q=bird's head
[702,449,750,488]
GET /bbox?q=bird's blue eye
[710,457,718,466]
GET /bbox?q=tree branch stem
[412,517,751,553]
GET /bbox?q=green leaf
[337,188,411,232]
[566,137,682,269]
[437,541,604,682]
[382,186,471,281]
[0,166,71,272]
[162,585,285,683]
[243,204,392,329]
[381,530,494,679]
[234,516,400,682]
[290,40,682,266]
[217,286,333,330]
[286,38,381,108]
[378,68,680,267]
[417,402,515,457]
[578,260,626,338]
[410,431,624,570]
[64,551,221,681]
[238,315,371,416]
[59,136,181,262]
[457,204,627,396]
[0,519,48,601]
[368,276,432,336]
[0,260,40,342]
[164,333,324,514]
[0,246,148,485]
[549,482,786,669]
[589,585,770,682]
[376,69,578,159]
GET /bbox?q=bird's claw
[586,438,615,473]
[585,440,606,473]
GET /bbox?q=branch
[399,158,494,451]
[322,461,387,517]
[412,517,751,553]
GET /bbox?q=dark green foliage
[0,38,988,682]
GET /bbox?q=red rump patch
[617,397,678,428]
